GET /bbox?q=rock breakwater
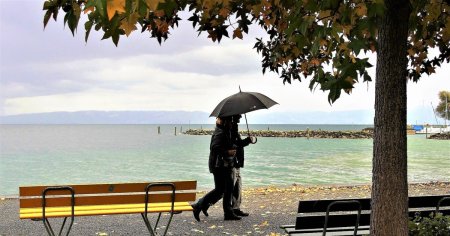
[184,129,373,139]
[429,132,450,140]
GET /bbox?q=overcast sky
[1,0,449,121]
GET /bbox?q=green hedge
[409,212,450,236]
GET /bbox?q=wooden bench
[19,180,197,236]
[281,195,450,235]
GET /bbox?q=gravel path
[1,182,449,236]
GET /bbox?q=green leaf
[102,30,111,40]
[43,1,53,10]
[299,20,309,35]
[44,11,53,28]
[125,0,132,13]
[112,32,120,46]
[95,23,102,31]
[52,8,59,21]
[95,0,107,18]
[304,0,318,11]
[158,0,178,16]
[311,40,320,55]
[67,13,78,36]
[348,39,365,55]
[137,0,147,17]
[367,0,385,18]
[328,84,341,104]
[85,21,93,42]
[363,72,372,82]
[294,35,308,49]
[85,0,96,9]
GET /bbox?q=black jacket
[231,125,251,168]
[208,124,235,173]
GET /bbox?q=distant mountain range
[0,108,440,124]
[0,111,212,124]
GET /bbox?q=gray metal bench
[281,195,450,235]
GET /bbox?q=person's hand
[228,149,237,157]
[250,136,257,144]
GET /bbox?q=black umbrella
[210,88,278,138]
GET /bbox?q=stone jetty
[429,132,450,140]
[184,128,374,139]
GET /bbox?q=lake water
[0,124,449,197]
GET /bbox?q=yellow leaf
[106,0,125,20]
[319,39,328,47]
[342,25,353,36]
[120,12,139,36]
[355,3,367,17]
[318,10,331,20]
[349,54,356,63]
[251,4,263,15]
[259,220,269,227]
[442,24,450,42]
[146,0,162,12]
[338,42,349,52]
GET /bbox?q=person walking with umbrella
[191,116,242,221]
[230,114,254,217]
[192,88,277,222]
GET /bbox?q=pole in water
[175,127,177,136]
[446,95,448,127]
[158,126,160,134]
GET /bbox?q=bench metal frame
[42,186,75,236]
[323,200,362,236]
[142,182,176,236]
[436,196,450,212]
[282,195,450,235]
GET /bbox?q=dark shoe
[191,204,201,222]
[224,213,242,221]
[233,209,249,217]
[202,206,209,217]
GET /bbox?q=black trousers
[197,167,234,214]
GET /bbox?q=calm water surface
[0,124,448,196]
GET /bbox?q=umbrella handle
[244,113,250,137]
[244,114,257,143]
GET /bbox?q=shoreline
[1,181,448,235]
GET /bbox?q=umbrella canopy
[210,91,278,117]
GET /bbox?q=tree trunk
[371,0,411,235]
